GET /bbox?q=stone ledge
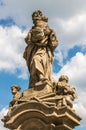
[3,101,81,130]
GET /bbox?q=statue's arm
[25,31,31,44]
[49,29,58,51]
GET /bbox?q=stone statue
[9,85,22,107]
[56,75,77,109]
[23,10,58,88]
[2,85,22,122]
[1,10,81,130]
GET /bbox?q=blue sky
[0,0,86,129]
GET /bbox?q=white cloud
[74,98,86,127]
[0,108,8,130]
[54,50,64,67]
[0,25,28,79]
[54,52,86,88]
[54,12,86,54]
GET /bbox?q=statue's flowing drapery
[23,10,58,88]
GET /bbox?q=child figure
[2,85,22,122]
[9,85,22,107]
[56,75,77,108]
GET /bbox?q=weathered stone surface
[3,101,81,130]
[23,10,58,89]
[1,10,81,130]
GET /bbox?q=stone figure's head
[58,75,69,83]
[32,10,48,24]
[11,85,21,95]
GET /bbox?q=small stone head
[58,75,69,83]
[32,10,48,24]
[11,85,21,95]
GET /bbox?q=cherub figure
[2,85,22,122]
[9,85,22,107]
[56,75,77,109]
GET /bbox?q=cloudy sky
[0,0,86,129]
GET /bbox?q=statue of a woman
[23,10,58,88]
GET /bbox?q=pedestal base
[3,101,81,130]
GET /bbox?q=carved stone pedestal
[3,100,81,130]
